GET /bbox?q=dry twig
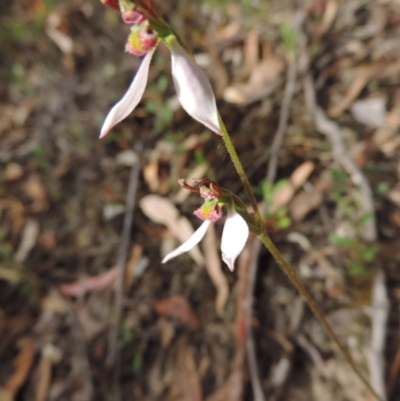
[106,141,142,399]
[303,68,387,401]
[303,75,377,242]
[244,8,305,400]
[366,270,389,401]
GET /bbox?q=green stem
[219,115,263,227]
[258,230,383,401]
[219,118,383,401]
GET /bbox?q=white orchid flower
[162,207,249,271]
[100,36,221,138]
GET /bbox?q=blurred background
[0,0,400,400]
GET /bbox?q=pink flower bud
[122,8,146,24]
[100,0,120,11]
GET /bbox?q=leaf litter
[0,0,400,400]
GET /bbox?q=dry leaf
[23,174,49,213]
[3,163,24,182]
[76,307,107,341]
[58,267,118,297]
[153,295,199,329]
[373,89,400,149]
[223,54,283,105]
[2,337,35,398]
[290,170,333,221]
[202,225,229,316]
[14,219,39,263]
[271,161,315,213]
[350,97,386,128]
[321,0,338,33]
[178,336,203,401]
[35,344,62,401]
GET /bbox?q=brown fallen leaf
[202,225,229,317]
[271,161,315,213]
[23,174,49,213]
[0,197,25,232]
[223,53,284,105]
[243,28,260,74]
[321,0,338,33]
[58,266,118,297]
[290,170,333,222]
[14,219,40,263]
[124,244,143,294]
[2,337,35,398]
[373,89,400,150]
[153,295,199,330]
[3,163,24,182]
[35,344,62,401]
[327,61,395,118]
[178,336,203,401]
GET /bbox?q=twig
[303,68,385,401]
[388,314,400,397]
[366,270,389,401]
[106,141,142,374]
[303,74,377,242]
[266,51,298,183]
[51,287,94,401]
[244,235,265,401]
[244,8,305,401]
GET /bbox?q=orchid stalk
[98,2,384,400]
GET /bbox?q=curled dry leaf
[59,266,118,297]
[1,337,35,399]
[350,97,386,128]
[271,161,315,213]
[290,170,333,222]
[202,224,229,316]
[3,163,24,182]
[178,336,202,401]
[23,174,49,213]
[140,195,205,266]
[153,295,199,330]
[14,219,40,263]
[223,54,283,105]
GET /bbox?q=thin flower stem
[258,229,383,401]
[219,117,383,401]
[218,115,263,227]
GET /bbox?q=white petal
[169,40,221,135]
[162,220,211,264]
[221,210,249,271]
[100,49,155,138]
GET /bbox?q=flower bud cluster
[103,0,158,57]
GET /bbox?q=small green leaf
[330,234,354,247]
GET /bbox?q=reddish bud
[100,0,120,11]
[122,9,146,24]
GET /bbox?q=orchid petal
[169,39,221,135]
[100,48,155,138]
[221,209,249,271]
[162,220,211,264]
